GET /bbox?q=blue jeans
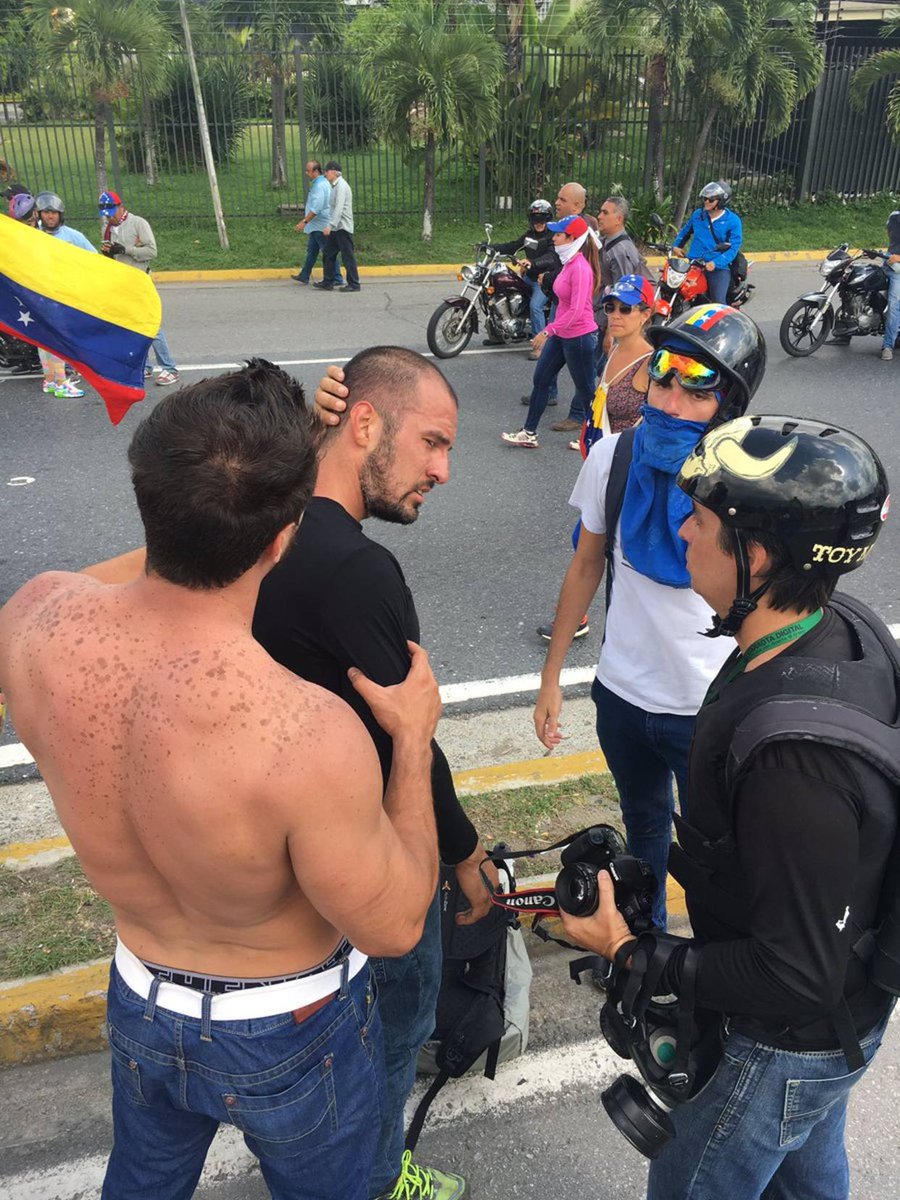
[102,960,383,1200]
[883,266,900,350]
[524,330,597,433]
[152,329,177,372]
[592,677,695,928]
[526,275,548,334]
[647,1009,893,1200]
[300,230,343,285]
[705,267,731,303]
[368,889,442,1195]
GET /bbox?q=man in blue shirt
[673,181,743,304]
[292,160,342,287]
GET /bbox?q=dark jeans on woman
[524,330,597,433]
[323,229,360,290]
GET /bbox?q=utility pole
[178,0,229,250]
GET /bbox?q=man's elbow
[352,913,427,958]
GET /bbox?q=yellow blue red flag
[0,214,162,424]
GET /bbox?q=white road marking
[440,666,595,705]
[0,1037,621,1200]
[0,345,526,387]
[6,476,35,486]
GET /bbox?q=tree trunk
[422,130,435,242]
[505,0,525,74]
[270,60,287,189]
[94,100,108,194]
[142,88,157,186]
[644,54,667,203]
[674,106,717,229]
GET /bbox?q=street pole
[178,0,229,250]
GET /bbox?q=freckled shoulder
[0,571,95,643]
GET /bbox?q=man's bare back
[0,568,438,977]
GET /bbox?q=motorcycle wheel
[779,300,833,358]
[426,301,474,359]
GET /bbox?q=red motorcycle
[646,213,753,326]
[426,223,537,358]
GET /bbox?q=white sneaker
[501,428,539,448]
[881,347,893,361]
[155,369,180,386]
[53,379,85,398]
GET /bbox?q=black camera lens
[601,1073,676,1160]
[555,861,600,917]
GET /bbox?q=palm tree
[671,0,822,226]
[577,0,708,203]
[27,0,171,194]
[849,13,900,141]
[357,0,503,241]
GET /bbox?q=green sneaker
[376,1150,466,1199]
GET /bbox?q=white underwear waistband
[113,938,367,1021]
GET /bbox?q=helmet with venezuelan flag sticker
[647,303,766,420]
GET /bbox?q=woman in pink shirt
[502,213,600,449]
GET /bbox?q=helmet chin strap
[703,528,771,638]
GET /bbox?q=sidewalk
[151,249,829,285]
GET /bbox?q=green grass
[0,773,621,979]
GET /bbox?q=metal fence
[0,34,898,227]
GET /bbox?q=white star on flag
[17,309,34,328]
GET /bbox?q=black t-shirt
[670,607,896,1048]
[252,496,478,865]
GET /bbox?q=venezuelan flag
[0,215,162,424]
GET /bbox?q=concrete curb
[152,249,831,285]
[0,749,681,1066]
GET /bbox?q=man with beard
[253,345,496,1200]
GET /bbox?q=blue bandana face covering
[619,404,710,588]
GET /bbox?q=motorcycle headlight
[460,265,476,283]
[667,268,687,286]
[819,259,834,277]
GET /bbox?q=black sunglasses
[602,299,643,315]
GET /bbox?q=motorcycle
[0,330,41,374]
[426,223,538,358]
[645,213,754,326]
[779,244,898,357]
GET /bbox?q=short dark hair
[324,159,341,172]
[128,360,320,589]
[716,524,837,613]
[326,345,458,440]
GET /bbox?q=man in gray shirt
[98,190,179,385]
[319,160,361,294]
[594,195,648,373]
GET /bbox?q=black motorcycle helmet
[528,198,553,228]
[678,415,889,634]
[699,180,732,208]
[646,304,766,423]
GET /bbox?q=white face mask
[555,229,588,265]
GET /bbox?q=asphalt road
[2,261,899,718]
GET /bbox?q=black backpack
[725,592,900,1066]
[405,865,515,1152]
[602,425,637,610]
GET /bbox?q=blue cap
[608,274,655,307]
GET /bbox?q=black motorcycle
[0,330,41,374]
[779,244,898,357]
[426,223,538,358]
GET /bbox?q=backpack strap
[604,426,636,610]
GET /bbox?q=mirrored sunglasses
[648,347,721,391]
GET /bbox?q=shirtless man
[0,360,441,1200]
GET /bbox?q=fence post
[796,68,827,203]
[478,144,486,225]
[106,110,123,197]
[294,42,309,201]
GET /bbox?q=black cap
[324,160,341,172]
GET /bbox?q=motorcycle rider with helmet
[488,199,557,350]
[33,191,95,398]
[534,304,766,927]
[560,414,895,1200]
[673,181,743,304]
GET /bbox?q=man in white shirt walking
[318,160,361,294]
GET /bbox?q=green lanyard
[704,608,824,706]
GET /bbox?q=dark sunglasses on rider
[648,347,721,391]
[602,299,643,315]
